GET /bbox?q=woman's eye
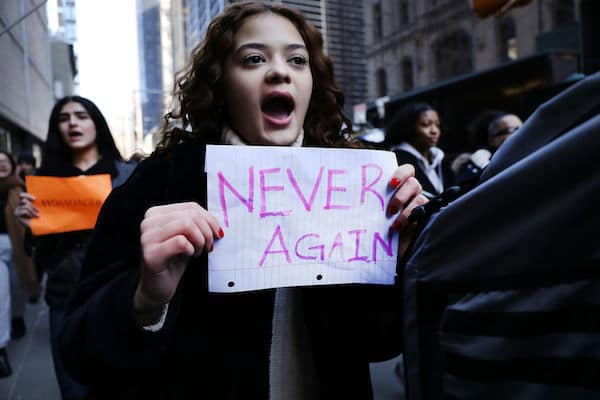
[289,56,307,66]
[244,55,264,64]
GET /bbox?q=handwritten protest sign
[205,145,400,293]
[25,175,112,235]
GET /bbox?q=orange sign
[25,175,112,235]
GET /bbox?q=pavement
[0,296,405,400]
[0,299,60,399]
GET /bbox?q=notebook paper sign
[25,175,112,236]
[205,145,400,293]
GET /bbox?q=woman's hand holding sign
[387,163,429,256]
[14,192,39,228]
[134,202,224,325]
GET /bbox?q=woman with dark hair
[0,150,29,378]
[386,101,455,198]
[57,3,427,399]
[15,95,135,399]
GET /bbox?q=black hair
[487,112,512,137]
[17,152,36,166]
[385,101,435,146]
[158,1,352,148]
[44,96,123,167]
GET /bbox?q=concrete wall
[0,0,54,145]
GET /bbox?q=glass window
[399,1,409,27]
[373,3,382,39]
[553,0,575,26]
[401,57,414,91]
[434,31,473,80]
[499,17,517,61]
[377,67,388,97]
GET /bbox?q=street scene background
[1,0,598,398]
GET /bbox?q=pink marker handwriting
[259,225,394,267]
[217,163,385,226]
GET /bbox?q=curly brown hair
[157,1,352,149]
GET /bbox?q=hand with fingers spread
[14,192,39,227]
[386,163,429,257]
[134,202,224,325]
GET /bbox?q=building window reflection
[499,17,517,61]
[401,57,414,91]
[434,30,473,80]
[376,67,388,97]
[373,2,383,39]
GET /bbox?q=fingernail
[209,243,214,252]
[218,228,224,238]
[387,204,398,215]
[390,177,400,188]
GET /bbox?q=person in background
[456,111,523,186]
[16,152,37,181]
[14,96,135,400]
[0,151,31,377]
[15,152,42,303]
[7,151,40,339]
[57,2,427,398]
[386,101,455,198]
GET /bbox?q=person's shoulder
[393,148,418,164]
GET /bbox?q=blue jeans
[49,307,88,400]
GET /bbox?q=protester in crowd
[16,151,44,298]
[16,152,37,181]
[0,150,35,376]
[15,96,135,399]
[0,151,26,378]
[5,151,40,340]
[455,111,522,186]
[386,101,455,198]
[57,3,427,398]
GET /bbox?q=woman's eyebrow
[58,111,88,117]
[234,42,307,54]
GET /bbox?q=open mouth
[68,131,83,138]
[261,92,294,125]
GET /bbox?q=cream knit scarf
[221,126,317,399]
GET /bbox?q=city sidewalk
[0,298,61,399]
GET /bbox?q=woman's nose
[265,59,291,83]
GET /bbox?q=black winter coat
[401,71,600,400]
[393,150,455,197]
[59,136,404,399]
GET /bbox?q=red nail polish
[392,219,402,231]
[390,177,400,188]
[218,228,224,238]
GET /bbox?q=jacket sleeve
[58,148,185,384]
